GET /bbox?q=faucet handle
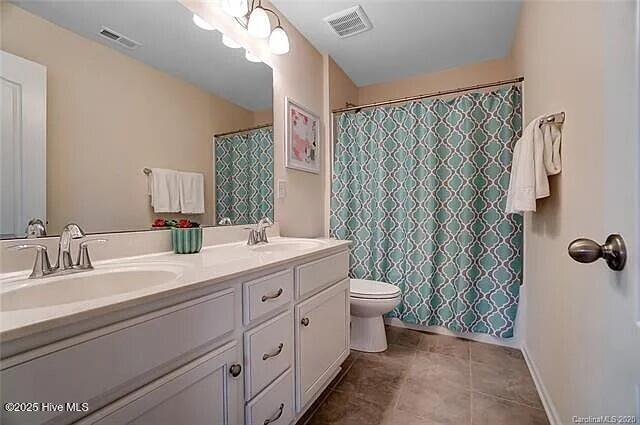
[257,217,273,230]
[76,238,107,270]
[9,243,53,279]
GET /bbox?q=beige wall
[512,0,639,421]
[357,57,515,105]
[328,57,359,110]
[252,108,274,126]
[1,3,256,234]
[182,0,326,238]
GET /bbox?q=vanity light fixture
[192,13,216,31]
[222,0,249,18]
[245,50,262,63]
[269,25,289,55]
[247,6,271,38]
[222,34,242,48]
[223,0,290,55]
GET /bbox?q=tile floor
[299,326,549,425]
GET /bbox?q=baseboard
[384,317,520,348]
[521,345,561,425]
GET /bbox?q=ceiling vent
[99,26,141,50]
[324,5,372,38]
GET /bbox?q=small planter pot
[171,227,202,254]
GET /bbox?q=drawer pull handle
[261,288,283,302]
[229,363,242,377]
[264,403,285,425]
[262,343,284,361]
[301,317,310,327]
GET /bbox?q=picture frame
[284,97,320,174]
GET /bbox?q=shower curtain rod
[331,76,525,114]
[214,123,273,138]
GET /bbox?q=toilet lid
[350,279,401,299]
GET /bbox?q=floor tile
[418,333,470,360]
[410,350,470,389]
[333,355,407,407]
[469,341,525,369]
[472,392,549,425]
[362,342,417,366]
[471,360,543,409]
[396,376,471,424]
[329,351,359,389]
[385,325,422,348]
[380,407,447,425]
[306,390,385,425]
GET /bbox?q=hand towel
[506,115,548,214]
[151,168,181,213]
[542,123,562,175]
[179,172,205,214]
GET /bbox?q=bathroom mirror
[0,0,273,239]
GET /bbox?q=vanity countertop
[0,237,350,343]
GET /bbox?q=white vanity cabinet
[0,244,350,425]
[295,279,349,409]
[293,251,350,412]
[78,341,243,425]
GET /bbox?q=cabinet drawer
[244,311,293,399]
[244,269,293,324]
[77,341,243,425]
[295,251,349,299]
[1,288,236,425]
[295,279,349,410]
[246,370,294,425]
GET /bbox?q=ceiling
[12,1,273,111]
[272,0,522,87]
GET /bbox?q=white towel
[179,172,205,214]
[505,115,562,215]
[150,168,181,213]
[542,124,562,175]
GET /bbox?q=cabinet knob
[301,317,310,327]
[229,363,242,377]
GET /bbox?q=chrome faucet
[9,223,107,279]
[245,217,274,246]
[55,223,85,270]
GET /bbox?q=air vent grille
[99,26,141,50]
[324,5,372,38]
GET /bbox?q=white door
[0,50,46,238]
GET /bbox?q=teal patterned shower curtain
[215,126,274,225]
[331,86,523,338]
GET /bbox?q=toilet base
[350,315,388,352]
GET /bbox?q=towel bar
[539,112,565,126]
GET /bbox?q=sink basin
[250,238,325,254]
[1,264,183,311]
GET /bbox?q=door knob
[568,234,627,271]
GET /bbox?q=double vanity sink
[0,236,351,425]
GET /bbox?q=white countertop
[0,237,350,343]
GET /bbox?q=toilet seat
[350,279,401,300]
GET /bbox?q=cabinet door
[79,341,243,425]
[295,279,349,411]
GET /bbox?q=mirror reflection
[1,0,273,239]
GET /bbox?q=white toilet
[349,279,402,352]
